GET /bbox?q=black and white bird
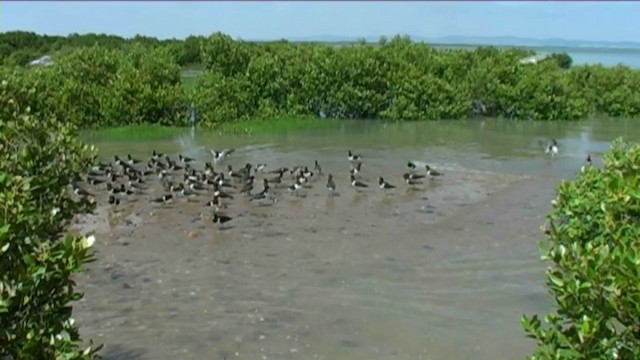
[151,194,173,205]
[378,177,396,190]
[211,148,235,163]
[581,154,593,173]
[348,150,363,162]
[212,213,233,229]
[403,173,424,188]
[350,174,368,190]
[541,139,559,157]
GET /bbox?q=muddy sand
[72,166,553,360]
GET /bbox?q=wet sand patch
[72,166,545,360]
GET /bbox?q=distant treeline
[0,31,205,67]
[2,31,639,127]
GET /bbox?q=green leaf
[548,273,564,287]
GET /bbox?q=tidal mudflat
[72,119,635,359]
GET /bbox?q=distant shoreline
[275,40,640,55]
[261,35,640,51]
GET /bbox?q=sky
[1,1,639,43]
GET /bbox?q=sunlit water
[75,118,639,360]
[432,44,640,68]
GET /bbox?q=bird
[212,213,233,229]
[349,162,363,176]
[108,195,120,206]
[151,150,164,160]
[211,148,235,163]
[250,180,270,202]
[403,173,424,188]
[107,195,123,214]
[73,186,94,197]
[179,154,195,164]
[117,184,137,196]
[314,160,322,175]
[238,180,254,195]
[188,182,208,192]
[180,186,199,199]
[151,194,173,205]
[227,165,244,181]
[350,174,368,190]
[128,180,148,192]
[204,162,217,177]
[106,182,123,196]
[348,150,363,162]
[326,173,336,195]
[581,154,593,173]
[425,165,443,177]
[301,167,314,181]
[287,179,303,195]
[213,174,234,188]
[213,185,234,200]
[86,177,105,186]
[167,161,183,172]
[407,161,417,171]
[542,139,559,157]
[405,172,425,181]
[378,177,396,190]
[127,154,142,165]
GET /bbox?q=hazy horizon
[1,1,638,45]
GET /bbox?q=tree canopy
[2,31,640,128]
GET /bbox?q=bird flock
[69,137,582,231]
[69,146,449,230]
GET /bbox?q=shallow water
[75,118,639,360]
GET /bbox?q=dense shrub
[0,44,189,128]
[522,138,640,359]
[191,71,256,125]
[3,30,640,127]
[549,52,573,69]
[191,33,640,125]
[0,77,102,358]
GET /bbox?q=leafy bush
[200,32,252,77]
[0,44,189,128]
[522,138,640,359]
[4,30,640,126]
[0,78,102,358]
[549,52,573,69]
[194,33,640,124]
[190,70,256,126]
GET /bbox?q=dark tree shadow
[99,344,147,360]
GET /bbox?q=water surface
[431,44,640,68]
[75,118,640,360]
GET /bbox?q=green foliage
[0,30,202,67]
[1,44,189,129]
[522,138,640,359]
[191,70,256,126]
[549,52,573,69]
[200,32,252,77]
[194,34,627,124]
[0,78,102,358]
[3,30,640,126]
[177,35,204,65]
